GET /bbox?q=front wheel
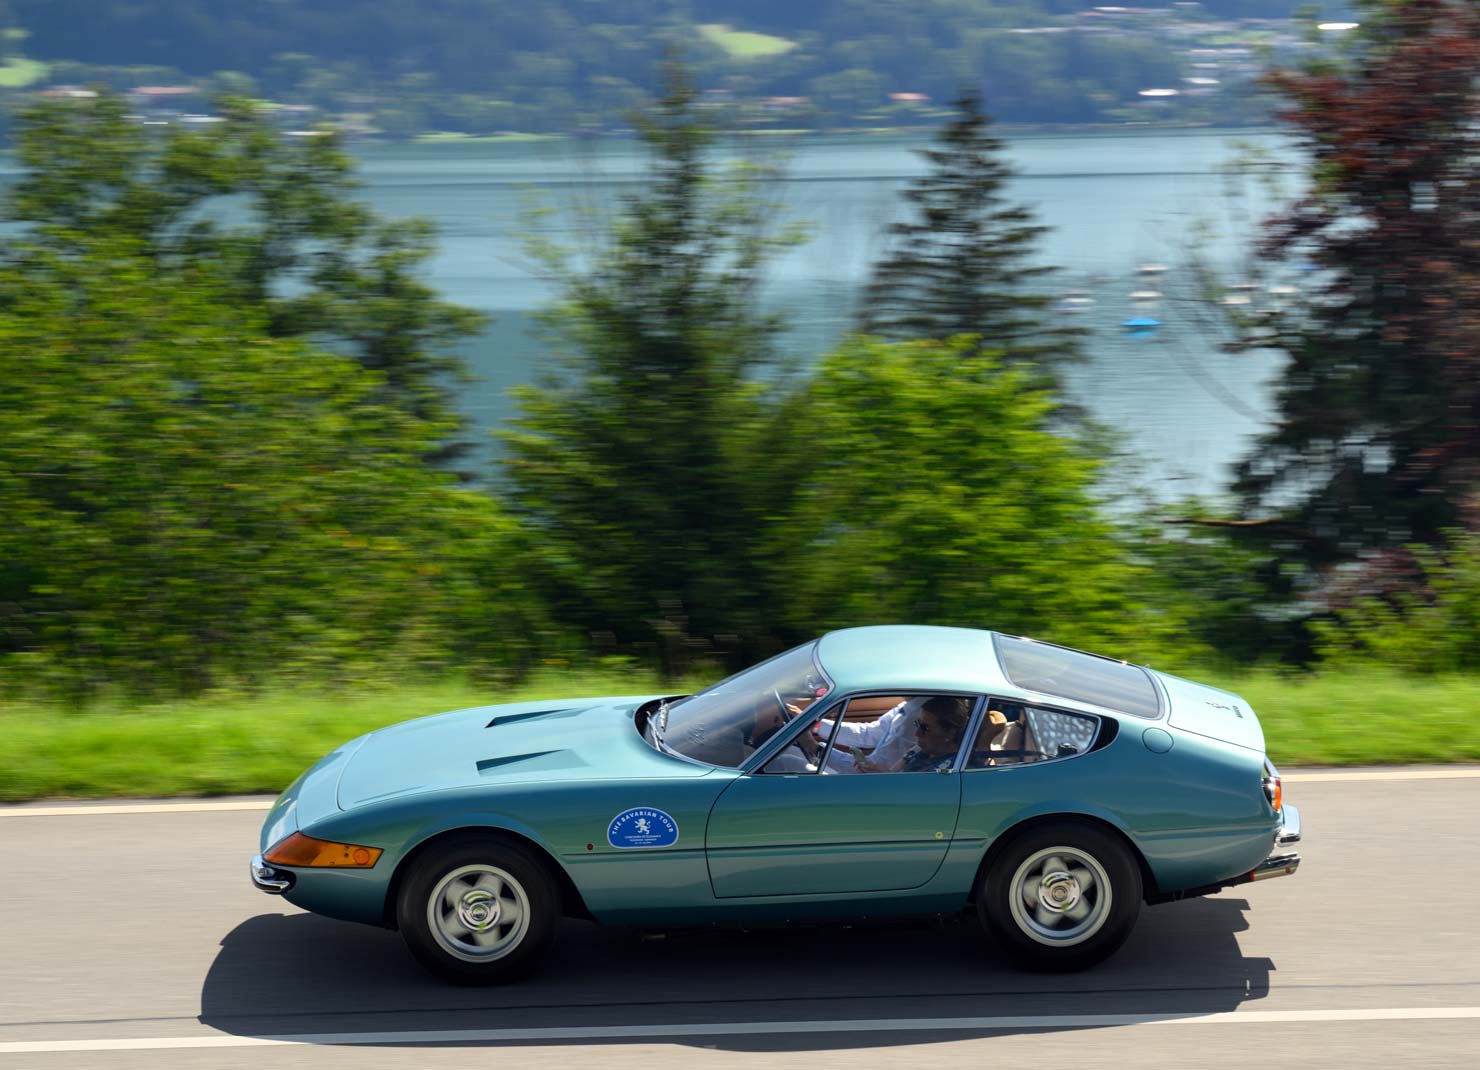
[977,821,1141,972]
[396,837,558,984]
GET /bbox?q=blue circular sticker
[607,807,679,849]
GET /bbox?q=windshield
[657,642,831,768]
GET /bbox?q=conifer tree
[1229,0,1480,571]
[860,89,1079,375]
[504,63,797,665]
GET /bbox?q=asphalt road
[2,770,1479,1068]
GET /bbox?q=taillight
[1262,758,1282,812]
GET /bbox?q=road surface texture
[2,769,1478,1068]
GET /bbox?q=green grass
[0,669,699,802]
[698,24,797,59]
[0,57,47,88]
[1202,668,1480,766]
[3,668,1478,801]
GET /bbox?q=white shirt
[821,699,921,772]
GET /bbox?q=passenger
[819,696,926,773]
[896,697,973,773]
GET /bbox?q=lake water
[0,128,1295,498]
[351,128,1299,499]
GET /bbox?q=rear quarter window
[992,634,1161,719]
[966,702,1101,769]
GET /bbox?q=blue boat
[1122,316,1161,329]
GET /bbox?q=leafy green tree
[504,63,799,665]
[0,242,548,697]
[1228,1,1480,574]
[860,90,1081,377]
[1314,531,1480,672]
[6,90,484,454]
[1140,507,1310,667]
[774,336,1196,663]
[0,95,548,697]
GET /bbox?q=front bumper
[1148,804,1301,905]
[250,853,295,894]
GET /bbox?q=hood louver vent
[475,749,589,776]
[476,751,559,772]
[485,707,580,728]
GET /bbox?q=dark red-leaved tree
[1231,0,1480,577]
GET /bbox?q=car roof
[815,625,1167,722]
[815,625,1012,694]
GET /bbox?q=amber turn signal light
[263,832,383,868]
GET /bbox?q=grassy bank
[1206,668,1480,766]
[2,667,1477,801]
[0,669,693,802]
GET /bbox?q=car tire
[396,836,559,984]
[976,821,1141,972]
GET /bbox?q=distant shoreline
[410,122,1285,146]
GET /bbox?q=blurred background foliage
[3,1,1480,714]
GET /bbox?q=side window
[820,694,976,774]
[966,702,1099,770]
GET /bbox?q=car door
[703,695,971,898]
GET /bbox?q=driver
[743,687,822,755]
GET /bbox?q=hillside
[1,1,1352,134]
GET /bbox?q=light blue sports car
[251,626,1301,983]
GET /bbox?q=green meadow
[3,668,1476,801]
[697,24,797,59]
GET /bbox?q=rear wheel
[977,821,1141,972]
[396,837,558,984]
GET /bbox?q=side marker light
[263,832,383,868]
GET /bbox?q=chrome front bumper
[250,853,294,894]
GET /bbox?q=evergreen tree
[1229,0,1480,573]
[503,63,798,666]
[860,89,1080,376]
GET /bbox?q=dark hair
[921,696,970,734]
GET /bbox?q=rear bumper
[1276,803,1300,846]
[1148,804,1301,905]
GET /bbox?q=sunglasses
[916,720,944,735]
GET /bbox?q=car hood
[334,695,709,810]
[1153,670,1266,753]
